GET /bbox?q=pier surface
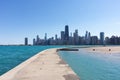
[0,49,79,80]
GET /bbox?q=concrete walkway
[0,49,80,80]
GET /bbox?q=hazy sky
[0,0,120,44]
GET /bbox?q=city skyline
[28,25,105,45]
[27,25,120,45]
[1,0,120,44]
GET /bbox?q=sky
[0,0,120,44]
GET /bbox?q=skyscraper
[100,32,105,45]
[73,29,79,45]
[44,33,47,40]
[61,31,65,40]
[91,36,98,45]
[88,32,91,44]
[36,35,40,45]
[85,31,88,44]
[64,25,69,44]
[85,31,91,44]
[61,31,65,44]
[55,34,58,40]
[24,37,28,45]
[33,38,36,45]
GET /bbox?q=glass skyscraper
[25,37,28,45]
[65,25,69,41]
[100,32,105,45]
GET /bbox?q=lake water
[59,49,120,80]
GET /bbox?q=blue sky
[0,0,120,44]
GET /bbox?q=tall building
[33,38,36,45]
[105,37,110,45]
[85,31,88,44]
[60,31,65,44]
[100,32,105,45]
[85,31,91,44]
[44,33,47,40]
[85,31,88,39]
[36,35,40,45]
[55,34,58,45]
[69,32,73,45]
[73,29,79,45]
[91,36,98,45]
[88,32,91,44]
[55,34,58,40]
[65,25,69,41]
[24,37,28,45]
[61,31,65,40]
[64,25,69,44]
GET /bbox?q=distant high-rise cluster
[24,25,120,45]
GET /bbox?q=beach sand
[0,48,79,80]
[84,46,120,53]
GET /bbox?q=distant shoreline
[82,46,120,54]
[1,44,120,46]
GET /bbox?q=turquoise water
[0,45,64,75]
[59,49,120,80]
